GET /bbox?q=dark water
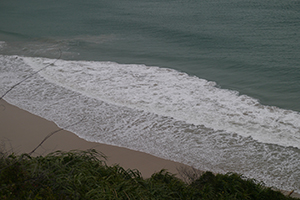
[1,0,300,192]
[1,0,300,111]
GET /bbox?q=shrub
[0,149,298,200]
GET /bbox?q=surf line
[0,49,88,154]
[0,49,62,101]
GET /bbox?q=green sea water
[1,0,299,111]
[1,0,300,193]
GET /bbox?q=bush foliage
[0,149,298,200]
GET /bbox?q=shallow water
[0,0,300,192]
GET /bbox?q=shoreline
[0,99,299,198]
[0,99,190,178]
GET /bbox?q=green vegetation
[0,149,298,200]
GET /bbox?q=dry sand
[0,99,190,178]
[1,99,299,198]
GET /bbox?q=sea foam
[23,56,300,149]
[1,55,300,193]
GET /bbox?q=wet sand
[0,99,298,198]
[0,99,190,178]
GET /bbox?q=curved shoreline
[0,99,190,178]
[0,99,299,198]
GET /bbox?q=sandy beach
[0,99,190,178]
[1,99,299,198]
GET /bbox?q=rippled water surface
[1,0,299,192]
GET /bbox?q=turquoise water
[1,0,300,192]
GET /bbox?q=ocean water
[1,0,300,192]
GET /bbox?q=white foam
[23,56,300,148]
[1,55,300,193]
